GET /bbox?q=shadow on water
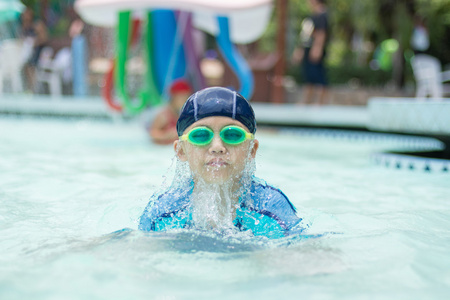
[11,229,346,298]
[93,228,330,254]
[20,228,338,277]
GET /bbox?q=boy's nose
[208,135,226,154]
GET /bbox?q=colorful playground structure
[74,0,273,114]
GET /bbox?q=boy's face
[174,116,259,184]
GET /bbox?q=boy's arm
[256,180,311,234]
[309,29,326,63]
[139,187,192,232]
[291,47,304,64]
[149,111,178,144]
[309,13,327,63]
[138,200,158,231]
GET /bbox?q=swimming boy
[139,87,307,238]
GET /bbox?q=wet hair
[176,87,256,136]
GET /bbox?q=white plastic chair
[35,46,72,96]
[0,38,32,94]
[411,54,450,98]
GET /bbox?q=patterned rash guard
[139,178,308,239]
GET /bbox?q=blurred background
[1,0,449,105]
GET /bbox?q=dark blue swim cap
[176,87,256,136]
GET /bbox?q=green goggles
[179,125,254,146]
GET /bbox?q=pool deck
[0,94,111,119]
[368,97,450,136]
[2,93,448,172]
[1,94,449,136]
[0,94,368,129]
[252,102,367,129]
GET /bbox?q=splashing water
[165,140,257,234]
[191,182,236,230]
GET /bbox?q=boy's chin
[198,171,234,185]
[202,175,229,185]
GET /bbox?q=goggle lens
[188,127,214,145]
[220,127,246,144]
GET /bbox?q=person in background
[149,79,193,145]
[20,8,35,38]
[21,8,49,92]
[410,15,429,55]
[292,0,329,105]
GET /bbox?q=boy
[139,87,307,238]
[148,79,192,145]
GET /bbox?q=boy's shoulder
[250,177,294,208]
[248,177,300,227]
[139,184,192,231]
[143,184,191,217]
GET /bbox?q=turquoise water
[1,117,449,299]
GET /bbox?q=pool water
[1,116,449,299]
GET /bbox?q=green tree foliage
[20,0,75,37]
[260,0,450,87]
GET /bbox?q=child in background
[148,79,192,145]
[139,87,308,239]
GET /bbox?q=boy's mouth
[206,159,228,168]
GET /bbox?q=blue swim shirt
[139,177,308,239]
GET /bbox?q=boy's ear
[174,140,187,161]
[250,139,259,158]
